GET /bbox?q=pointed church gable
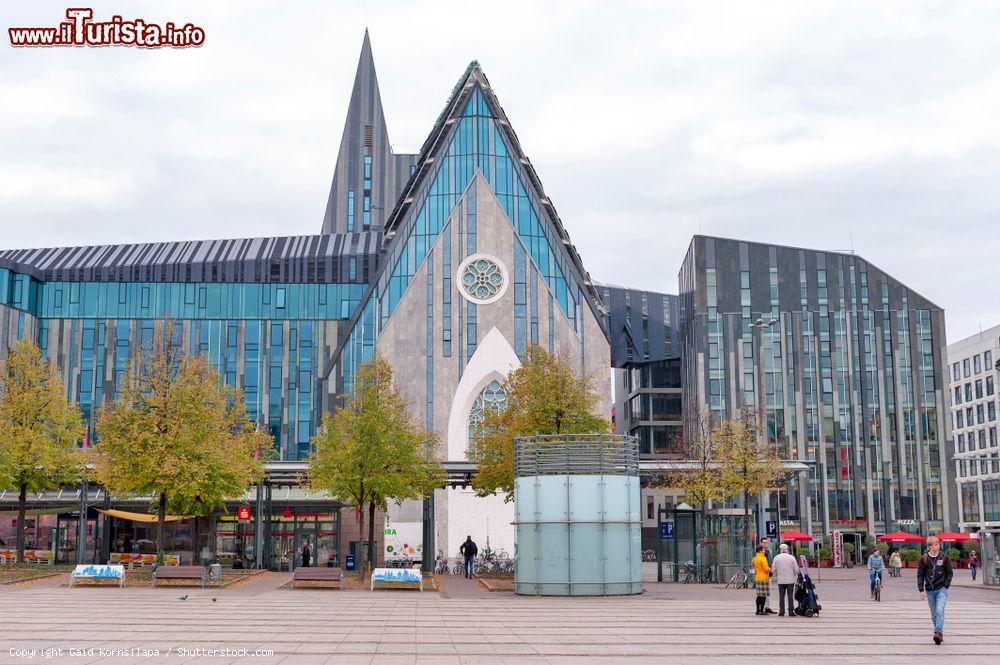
[334,64,613,396]
[376,80,598,337]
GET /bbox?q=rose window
[461,258,505,301]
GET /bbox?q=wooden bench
[292,566,343,589]
[69,564,125,588]
[152,565,209,588]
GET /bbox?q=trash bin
[209,563,222,587]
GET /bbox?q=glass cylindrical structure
[514,434,641,595]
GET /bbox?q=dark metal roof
[0,232,381,284]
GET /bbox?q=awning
[935,531,971,542]
[96,509,191,523]
[780,531,814,542]
[876,531,925,543]
[0,505,80,517]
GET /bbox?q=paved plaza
[1,569,998,664]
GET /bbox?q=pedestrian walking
[969,551,979,581]
[460,535,478,578]
[917,535,953,645]
[889,550,902,578]
[867,547,885,599]
[772,543,799,617]
[753,544,771,616]
[301,542,311,568]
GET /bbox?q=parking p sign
[660,521,674,540]
[766,520,777,539]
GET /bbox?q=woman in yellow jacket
[753,544,771,615]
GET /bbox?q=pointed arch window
[468,379,507,444]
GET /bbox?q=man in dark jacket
[459,536,478,578]
[301,542,311,568]
[917,535,953,645]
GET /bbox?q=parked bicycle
[385,557,416,569]
[434,552,452,575]
[681,562,715,584]
[724,566,751,589]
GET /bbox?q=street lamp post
[748,317,778,558]
[76,476,89,565]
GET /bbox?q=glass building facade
[0,233,376,461]
[597,284,684,458]
[679,236,954,537]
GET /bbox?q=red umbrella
[935,531,970,543]
[877,531,926,543]
[780,531,814,542]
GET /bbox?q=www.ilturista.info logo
[9,8,205,48]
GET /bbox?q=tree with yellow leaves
[717,410,785,563]
[660,405,727,563]
[309,356,445,573]
[93,327,268,562]
[0,339,85,563]
[470,345,609,501]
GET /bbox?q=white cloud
[0,0,998,339]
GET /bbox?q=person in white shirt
[772,543,801,617]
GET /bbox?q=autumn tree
[93,328,268,562]
[309,356,445,574]
[470,344,610,501]
[660,406,727,564]
[717,410,785,565]
[0,339,85,562]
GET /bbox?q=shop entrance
[267,509,339,571]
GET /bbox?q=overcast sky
[1,1,998,342]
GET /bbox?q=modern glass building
[679,235,955,542]
[595,284,682,457]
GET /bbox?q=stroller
[794,572,822,617]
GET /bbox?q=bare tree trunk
[156,492,166,565]
[700,503,707,576]
[16,484,27,564]
[357,504,366,577]
[367,499,376,571]
[743,488,751,568]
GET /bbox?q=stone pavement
[433,572,487,598]
[1,572,998,664]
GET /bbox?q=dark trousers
[778,583,795,615]
[464,555,474,577]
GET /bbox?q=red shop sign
[237,506,252,521]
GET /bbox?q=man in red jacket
[917,535,953,645]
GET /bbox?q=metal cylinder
[514,434,642,596]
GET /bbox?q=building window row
[958,455,1000,478]
[953,348,996,381]
[954,399,998,430]
[957,426,998,453]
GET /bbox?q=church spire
[321,31,417,235]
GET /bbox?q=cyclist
[867,546,885,599]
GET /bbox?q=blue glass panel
[6,280,364,320]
